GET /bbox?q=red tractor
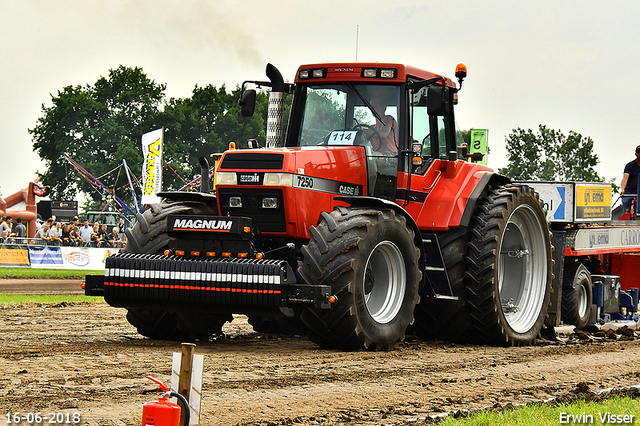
[86,62,553,350]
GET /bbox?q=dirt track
[0,279,83,294]
[2,283,640,425]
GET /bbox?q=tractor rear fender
[334,195,426,290]
[458,172,511,228]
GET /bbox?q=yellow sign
[575,184,612,220]
[141,128,164,204]
[0,248,30,266]
[143,139,162,196]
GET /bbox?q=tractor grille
[218,188,286,232]
[103,253,290,310]
[219,153,284,170]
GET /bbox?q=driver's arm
[364,116,393,139]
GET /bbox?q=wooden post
[178,343,196,426]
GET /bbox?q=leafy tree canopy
[31,66,166,209]
[498,125,602,182]
[30,66,271,211]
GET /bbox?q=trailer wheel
[412,228,477,343]
[123,199,232,341]
[561,264,592,329]
[299,206,421,350]
[466,184,553,346]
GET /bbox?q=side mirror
[427,86,450,116]
[239,89,257,117]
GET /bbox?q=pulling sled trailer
[525,181,640,330]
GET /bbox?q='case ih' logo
[173,218,233,231]
[239,173,260,183]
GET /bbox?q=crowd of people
[0,215,127,248]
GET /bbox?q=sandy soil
[2,289,640,425]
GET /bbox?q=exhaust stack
[199,157,210,194]
[265,63,285,148]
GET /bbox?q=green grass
[0,268,105,304]
[0,293,104,305]
[0,267,103,279]
[437,395,640,425]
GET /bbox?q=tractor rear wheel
[466,184,553,346]
[300,206,421,350]
[123,199,232,341]
[561,263,593,329]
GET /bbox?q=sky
[1,0,640,200]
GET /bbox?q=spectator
[47,222,63,246]
[90,223,102,247]
[1,228,10,244]
[70,225,82,246]
[117,219,126,242]
[0,216,8,237]
[61,224,72,246]
[2,216,13,237]
[107,227,123,248]
[34,222,51,245]
[11,218,27,244]
[621,145,640,213]
[99,224,108,242]
[79,219,92,245]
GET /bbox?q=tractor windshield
[294,84,400,199]
[297,84,400,152]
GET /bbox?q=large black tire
[561,263,593,329]
[247,314,307,335]
[126,310,230,341]
[123,199,232,341]
[412,228,477,343]
[466,184,553,346]
[299,206,421,350]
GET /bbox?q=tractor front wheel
[300,206,421,350]
[122,199,232,341]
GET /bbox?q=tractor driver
[362,94,398,155]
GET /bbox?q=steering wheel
[352,123,383,151]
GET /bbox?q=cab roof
[295,62,456,88]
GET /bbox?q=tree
[31,66,166,209]
[30,67,275,211]
[498,125,602,182]
[159,84,269,188]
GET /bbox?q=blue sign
[28,246,64,266]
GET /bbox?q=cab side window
[411,86,447,160]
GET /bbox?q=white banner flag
[141,128,164,205]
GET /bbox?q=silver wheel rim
[578,280,588,319]
[363,241,406,324]
[498,204,548,334]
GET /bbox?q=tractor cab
[286,82,400,199]
[241,63,467,202]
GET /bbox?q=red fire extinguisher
[141,376,190,426]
